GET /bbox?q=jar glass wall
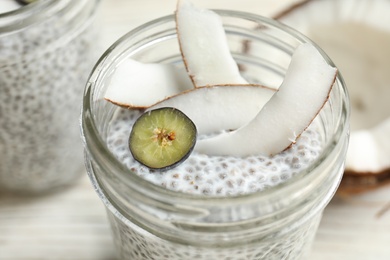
[0,0,100,193]
[82,10,349,259]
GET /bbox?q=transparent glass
[0,0,100,193]
[81,10,350,260]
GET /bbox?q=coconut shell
[273,0,390,194]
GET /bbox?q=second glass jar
[0,0,100,193]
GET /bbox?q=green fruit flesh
[15,0,37,5]
[129,107,197,170]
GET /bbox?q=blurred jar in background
[0,0,101,194]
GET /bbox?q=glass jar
[0,0,100,193]
[81,10,350,260]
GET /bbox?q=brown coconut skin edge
[338,169,390,195]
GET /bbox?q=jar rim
[0,0,98,33]
[0,0,54,30]
[0,0,100,66]
[81,9,350,204]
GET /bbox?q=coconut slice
[346,118,390,173]
[195,43,337,157]
[339,118,390,193]
[104,59,192,108]
[175,0,248,87]
[149,85,276,135]
[274,0,390,190]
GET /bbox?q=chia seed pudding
[107,108,324,196]
[107,204,322,260]
[82,6,349,260]
[0,0,100,193]
[102,107,325,259]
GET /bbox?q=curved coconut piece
[274,0,390,190]
[104,59,192,109]
[175,0,248,87]
[149,85,276,135]
[339,118,390,193]
[195,43,337,157]
[346,118,390,172]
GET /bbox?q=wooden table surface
[1,0,390,259]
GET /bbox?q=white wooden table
[1,0,390,259]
